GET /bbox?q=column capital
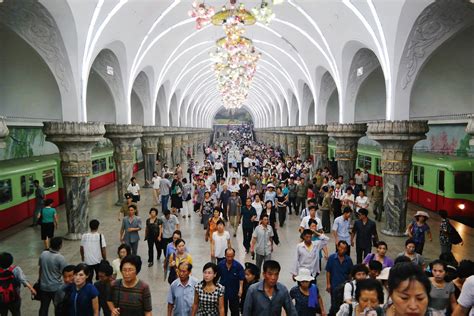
[0,116,9,149]
[43,121,105,176]
[104,124,143,140]
[368,120,428,175]
[142,125,165,137]
[327,123,367,138]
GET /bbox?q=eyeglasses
[121,268,136,273]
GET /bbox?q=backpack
[0,266,19,304]
[333,281,354,313]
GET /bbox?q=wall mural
[0,127,114,161]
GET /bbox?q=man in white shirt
[291,229,329,279]
[228,177,240,193]
[243,155,252,177]
[299,205,322,232]
[343,264,369,304]
[454,275,474,315]
[80,219,106,282]
[355,189,369,213]
[227,167,240,184]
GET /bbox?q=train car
[328,142,474,218]
[0,155,60,231]
[90,148,116,191]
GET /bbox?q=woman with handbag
[170,175,183,213]
[37,198,58,250]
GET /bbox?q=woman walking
[275,187,288,227]
[148,171,161,205]
[171,175,183,213]
[168,239,193,284]
[37,198,58,249]
[65,264,99,316]
[191,262,225,316]
[261,200,279,245]
[407,211,432,255]
[127,177,140,203]
[200,191,215,230]
[144,208,163,267]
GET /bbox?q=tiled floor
[1,168,472,315]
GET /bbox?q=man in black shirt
[350,208,378,264]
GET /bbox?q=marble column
[160,133,173,168]
[43,122,105,239]
[296,127,309,160]
[367,121,428,236]
[0,117,9,149]
[466,115,474,157]
[141,126,163,187]
[181,133,189,163]
[307,125,329,170]
[286,132,297,157]
[172,132,183,167]
[327,123,367,182]
[279,133,287,154]
[105,124,143,205]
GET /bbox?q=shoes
[148,262,153,267]
[188,215,191,218]
[182,216,186,218]
[233,234,237,237]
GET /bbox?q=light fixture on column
[188,1,215,29]
[251,1,275,25]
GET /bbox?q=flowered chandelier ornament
[188,0,282,109]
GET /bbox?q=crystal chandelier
[188,1,279,109]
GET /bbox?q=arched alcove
[130,90,144,124]
[410,25,474,119]
[308,100,315,125]
[355,66,386,122]
[326,89,339,123]
[155,84,167,125]
[86,70,115,123]
[0,25,61,121]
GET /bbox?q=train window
[438,170,445,192]
[108,156,114,170]
[0,179,12,204]
[21,174,35,197]
[454,172,473,194]
[92,159,100,174]
[413,166,419,184]
[42,169,56,189]
[99,158,107,172]
[357,155,372,170]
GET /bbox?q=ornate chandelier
[189,1,280,109]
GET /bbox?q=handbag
[448,222,463,245]
[32,281,41,301]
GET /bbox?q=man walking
[80,219,107,282]
[243,260,296,315]
[295,177,308,216]
[351,208,378,264]
[160,174,172,212]
[31,180,45,226]
[167,262,198,316]
[240,198,257,253]
[369,180,383,221]
[250,213,274,272]
[291,229,329,280]
[332,207,352,256]
[326,240,353,316]
[217,248,245,316]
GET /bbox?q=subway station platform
[0,168,472,315]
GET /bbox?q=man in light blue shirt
[167,262,198,316]
[332,206,353,255]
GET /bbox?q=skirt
[171,194,183,208]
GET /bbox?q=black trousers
[295,197,306,215]
[288,197,297,214]
[0,299,21,316]
[147,235,162,262]
[356,246,372,264]
[224,295,240,316]
[242,226,253,252]
[87,263,101,283]
[216,169,224,182]
[39,290,56,316]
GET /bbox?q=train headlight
[457,203,465,210]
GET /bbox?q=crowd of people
[1,125,472,316]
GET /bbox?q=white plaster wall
[86,72,115,123]
[0,26,61,121]
[130,90,144,125]
[326,90,339,124]
[410,26,474,119]
[355,67,386,122]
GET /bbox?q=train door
[20,173,36,216]
[412,165,424,204]
[436,169,446,210]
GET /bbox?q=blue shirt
[167,276,199,316]
[67,283,99,316]
[240,206,257,228]
[325,253,353,289]
[332,215,351,243]
[218,260,245,299]
[243,281,297,316]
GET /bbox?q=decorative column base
[307,125,328,170]
[105,124,143,206]
[141,126,164,187]
[327,123,367,181]
[0,117,9,149]
[368,121,428,236]
[43,122,105,240]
